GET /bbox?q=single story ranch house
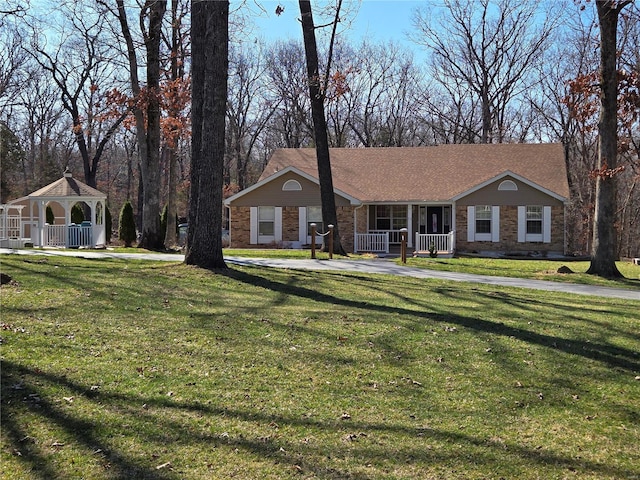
[224,143,570,256]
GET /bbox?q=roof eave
[451,170,568,202]
[225,166,362,206]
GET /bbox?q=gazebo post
[38,199,45,247]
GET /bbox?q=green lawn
[401,256,640,289]
[1,254,639,479]
[95,246,640,289]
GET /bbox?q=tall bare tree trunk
[185,0,228,269]
[298,0,346,255]
[164,0,181,249]
[587,0,630,278]
[139,0,166,250]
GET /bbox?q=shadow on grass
[222,267,640,373]
[2,359,638,479]
[1,361,174,480]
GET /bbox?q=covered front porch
[353,204,456,256]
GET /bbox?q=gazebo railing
[0,214,21,239]
[44,223,93,248]
[44,224,66,247]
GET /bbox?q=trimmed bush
[46,205,55,224]
[105,205,112,244]
[71,204,85,224]
[118,201,136,247]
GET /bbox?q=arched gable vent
[282,179,302,191]
[498,180,518,191]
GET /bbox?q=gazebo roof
[29,170,105,200]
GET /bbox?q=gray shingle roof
[29,173,105,199]
[260,144,569,202]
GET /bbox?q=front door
[427,206,443,234]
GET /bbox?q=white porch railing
[44,224,93,248]
[369,229,405,244]
[415,231,456,254]
[0,215,21,239]
[355,232,389,253]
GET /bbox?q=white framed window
[526,206,543,235]
[467,205,500,242]
[250,206,282,244]
[307,206,323,236]
[282,179,302,191]
[443,206,451,233]
[475,205,492,235]
[375,205,407,230]
[498,180,518,191]
[518,206,551,243]
[259,206,275,236]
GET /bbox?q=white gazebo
[29,169,107,248]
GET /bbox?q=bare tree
[0,1,27,20]
[298,0,346,255]
[227,44,279,190]
[263,41,314,149]
[16,67,71,193]
[162,0,190,249]
[106,0,167,249]
[137,0,167,249]
[26,2,129,189]
[185,0,229,269]
[413,0,557,143]
[0,121,25,203]
[0,21,27,115]
[534,15,600,255]
[615,5,640,259]
[587,0,633,277]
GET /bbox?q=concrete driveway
[1,248,639,301]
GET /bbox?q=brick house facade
[225,145,570,256]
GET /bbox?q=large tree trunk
[164,147,178,248]
[164,0,181,249]
[139,0,166,250]
[587,0,630,278]
[298,0,346,255]
[185,0,228,269]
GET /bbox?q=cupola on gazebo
[29,169,107,248]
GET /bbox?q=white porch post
[65,200,72,247]
[451,202,457,252]
[99,200,106,246]
[451,203,456,231]
[407,204,413,248]
[89,200,97,247]
[64,200,72,225]
[37,200,45,247]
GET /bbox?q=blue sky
[250,1,424,48]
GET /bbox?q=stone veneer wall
[281,207,299,244]
[337,206,355,252]
[229,206,251,248]
[456,205,565,254]
[229,205,356,251]
[352,205,369,252]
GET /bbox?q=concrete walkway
[1,248,639,301]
